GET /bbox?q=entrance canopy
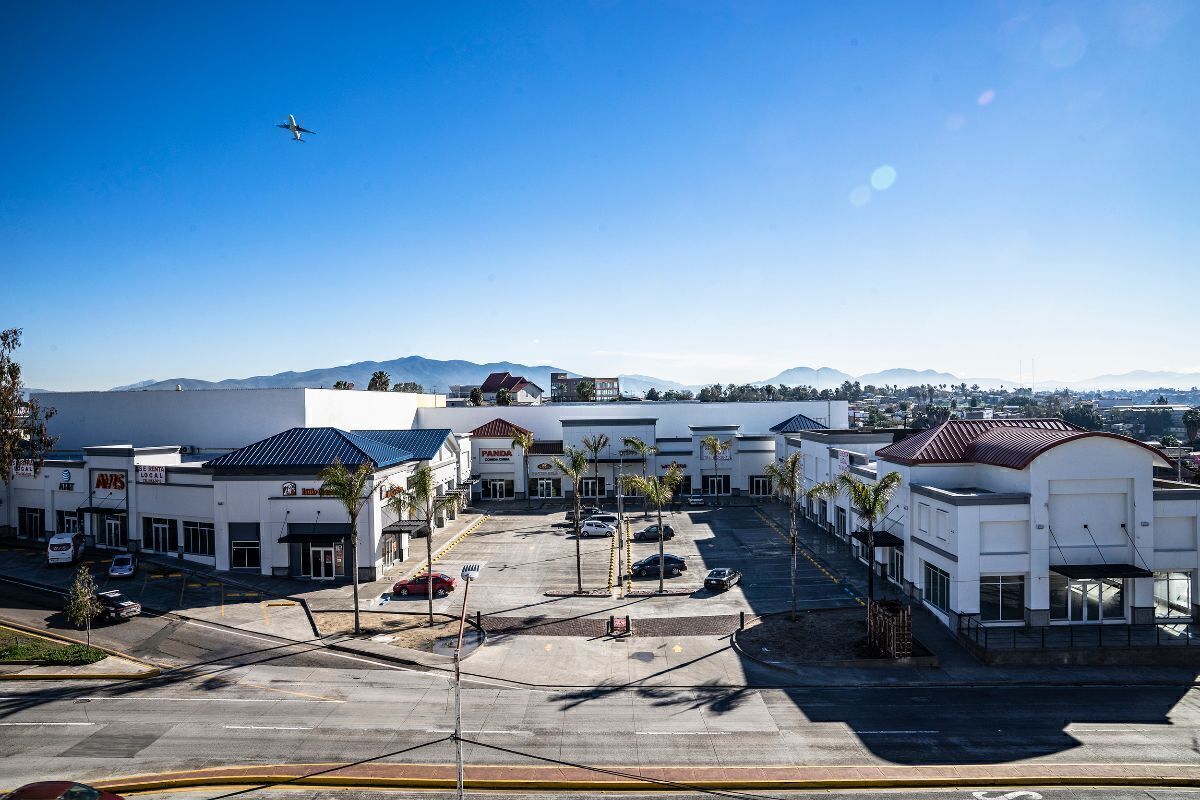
[851,530,904,548]
[1050,563,1153,580]
[383,520,429,535]
[278,522,351,543]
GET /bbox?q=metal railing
[958,614,1198,650]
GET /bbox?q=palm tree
[764,453,802,620]
[367,371,391,391]
[580,434,609,504]
[700,435,732,506]
[621,466,682,593]
[511,429,535,509]
[807,470,902,626]
[622,436,656,517]
[389,464,453,625]
[552,447,590,593]
[319,459,374,635]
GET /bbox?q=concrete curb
[0,617,161,680]
[88,762,1200,794]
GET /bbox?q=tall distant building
[550,372,620,402]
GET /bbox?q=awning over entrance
[383,520,429,535]
[76,507,126,515]
[278,522,351,543]
[851,530,904,548]
[1050,563,1153,580]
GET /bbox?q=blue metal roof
[769,413,826,434]
[205,428,414,471]
[353,429,453,461]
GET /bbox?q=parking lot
[408,501,863,622]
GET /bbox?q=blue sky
[2,1,1196,390]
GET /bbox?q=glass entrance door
[311,547,334,580]
[484,479,509,500]
[1053,576,1125,622]
[535,478,559,498]
[101,516,126,548]
[151,521,171,553]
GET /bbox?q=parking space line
[260,601,270,626]
[754,509,864,606]
[607,525,619,596]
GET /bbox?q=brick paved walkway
[481,613,740,637]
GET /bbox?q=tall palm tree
[319,459,374,635]
[764,453,802,620]
[700,435,732,506]
[580,433,609,504]
[552,447,590,593]
[389,465,452,625]
[622,436,656,517]
[621,466,681,593]
[807,470,902,625]
[511,429,535,508]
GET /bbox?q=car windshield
[113,556,131,566]
[709,569,729,577]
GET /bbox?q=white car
[46,532,84,565]
[687,492,705,506]
[580,520,616,538]
[585,513,619,526]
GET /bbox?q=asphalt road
[124,791,1200,800]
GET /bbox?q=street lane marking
[238,681,340,703]
[857,730,939,734]
[634,731,732,735]
[426,728,532,736]
[0,695,335,704]
[225,725,313,731]
[0,722,96,726]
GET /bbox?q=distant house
[479,372,543,405]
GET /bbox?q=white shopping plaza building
[789,419,1200,630]
[3,388,847,580]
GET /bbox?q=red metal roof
[469,418,533,439]
[876,419,1171,470]
[480,372,536,393]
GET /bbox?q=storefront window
[923,562,950,612]
[1050,574,1125,622]
[182,521,215,557]
[980,575,1025,622]
[888,547,904,585]
[230,523,260,570]
[1155,571,1192,619]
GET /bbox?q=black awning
[851,530,904,548]
[279,522,351,543]
[383,520,429,534]
[1050,563,1153,579]
[77,507,126,515]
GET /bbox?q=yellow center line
[237,681,340,703]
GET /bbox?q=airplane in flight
[276,115,315,141]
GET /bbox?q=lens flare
[977,89,995,106]
[849,185,872,207]
[870,165,897,191]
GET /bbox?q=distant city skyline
[3,2,1196,391]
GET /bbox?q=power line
[459,736,793,800]
[203,735,451,800]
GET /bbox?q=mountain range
[84,358,1200,394]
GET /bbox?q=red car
[392,572,456,598]
[2,783,124,800]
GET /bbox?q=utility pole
[454,563,481,800]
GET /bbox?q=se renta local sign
[136,465,166,485]
[480,448,513,463]
[15,460,35,477]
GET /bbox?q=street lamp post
[454,563,481,800]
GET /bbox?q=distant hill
[854,368,963,387]
[617,374,696,395]
[756,367,855,388]
[1063,370,1200,391]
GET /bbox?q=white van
[47,532,84,565]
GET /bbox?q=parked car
[565,506,601,522]
[585,513,619,526]
[2,782,125,800]
[107,554,137,579]
[687,492,705,506]
[95,589,141,623]
[392,572,456,597]
[704,567,742,591]
[631,553,688,578]
[633,524,675,541]
[46,532,84,566]
[580,520,616,538]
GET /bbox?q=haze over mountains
[82,356,1200,395]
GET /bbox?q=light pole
[454,563,481,800]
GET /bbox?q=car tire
[398,587,410,596]
[435,588,447,598]
[669,567,681,577]
[636,568,647,578]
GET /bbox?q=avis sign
[93,472,127,492]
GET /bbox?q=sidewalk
[93,759,1200,793]
[0,653,155,681]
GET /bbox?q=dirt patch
[312,612,466,652]
[737,607,880,663]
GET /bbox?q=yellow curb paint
[266,601,297,607]
[260,602,270,626]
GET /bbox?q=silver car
[107,554,137,579]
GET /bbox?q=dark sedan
[2,783,125,800]
[633,524,675,542]
[631,554,687,578]
[704,568,742,592]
